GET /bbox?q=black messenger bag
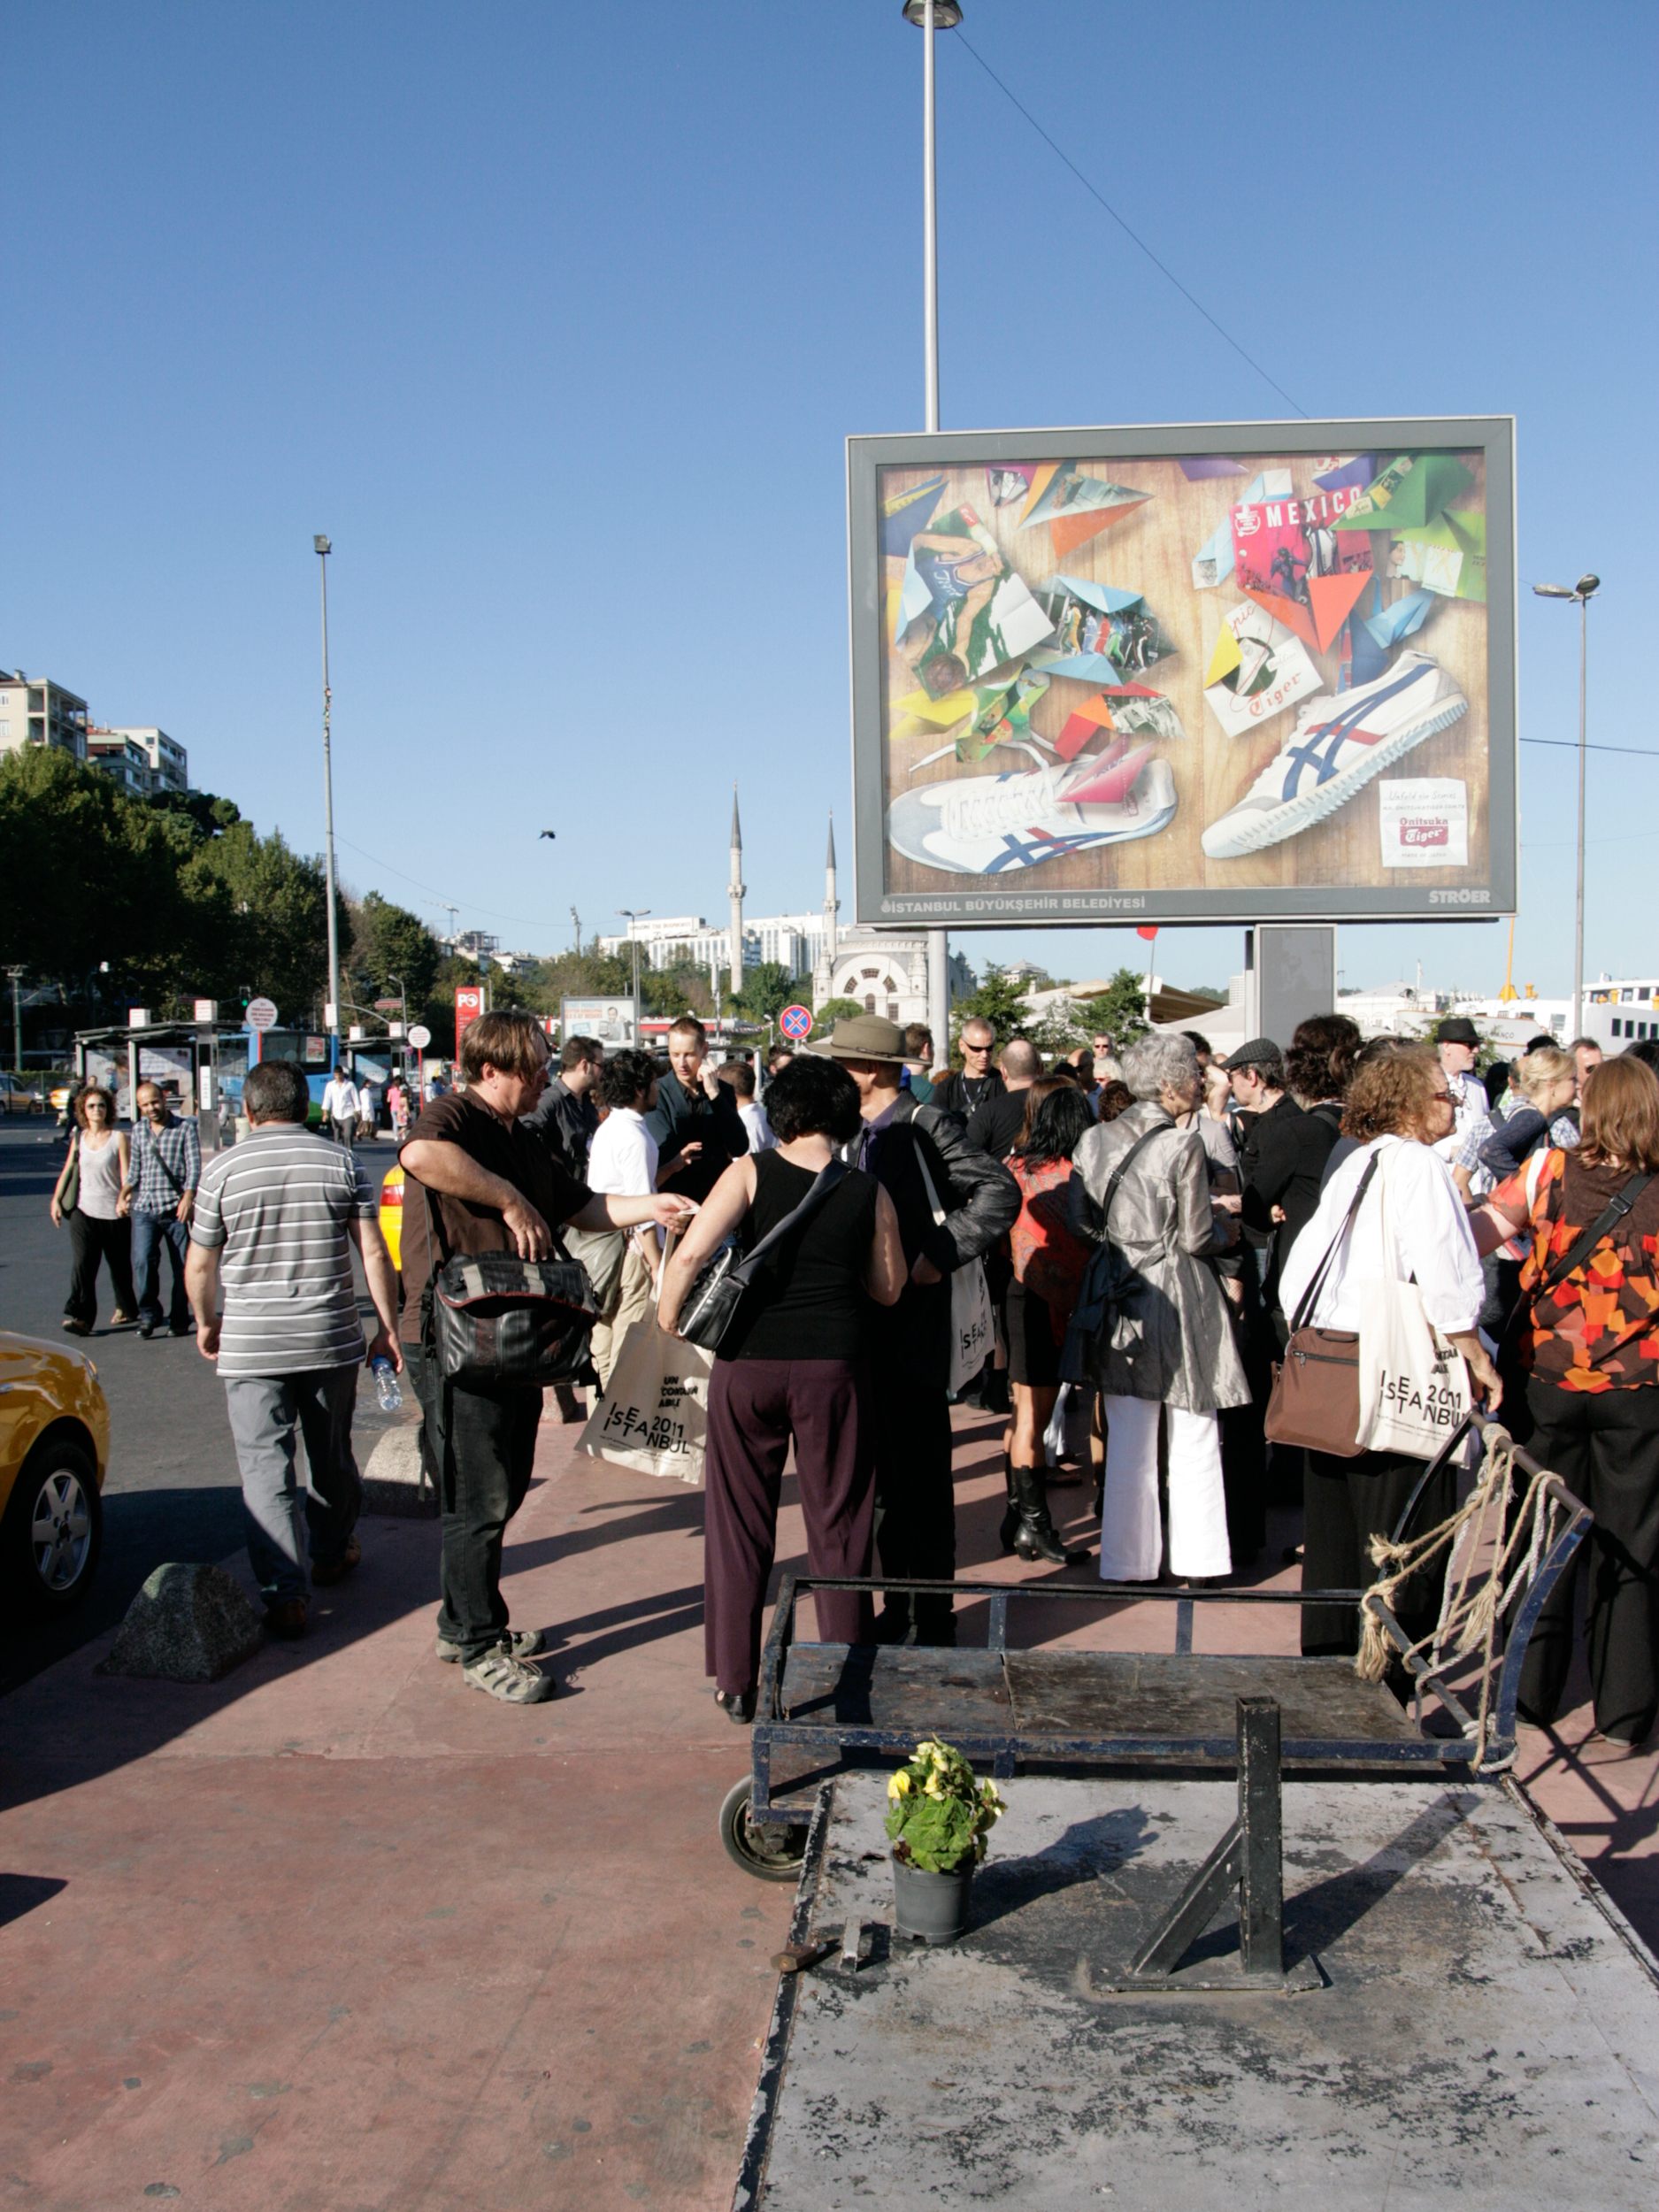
[424,1187,595,1390]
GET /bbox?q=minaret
[816,812,841,1004]
[727,785,746,993]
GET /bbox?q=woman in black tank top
[659,1056,904,1717]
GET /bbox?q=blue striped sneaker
[1200,650,1467,860]
[887,741,1177,875]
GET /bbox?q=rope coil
[1356,1423,1566,1764]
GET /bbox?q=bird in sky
[539,829,556,839]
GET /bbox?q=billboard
[848,418,1515,927]
[561,996,639,1048]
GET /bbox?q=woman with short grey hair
[1122,1033,1200,1102]
[1067,1032,1248,1581]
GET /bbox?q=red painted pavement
[1,1408,1653,2207]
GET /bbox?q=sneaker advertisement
[850,419,1514,926]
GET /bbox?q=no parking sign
[780,1003,812,1042]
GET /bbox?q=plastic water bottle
[372,1356,403,1413]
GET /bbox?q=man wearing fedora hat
[825,1014,1019,1645]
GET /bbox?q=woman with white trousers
[1067,1033,1248,1581]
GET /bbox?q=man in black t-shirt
[401,1010,691,1706]
[929,1018,1004,1122]
[645,1014,749,1206]
[964,1039,1041,1159]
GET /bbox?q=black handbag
[678,1159,849,1355]
[424,1187,595,1390]
[1057,1125,1164,1385]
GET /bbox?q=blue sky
[4,1,1654,1002]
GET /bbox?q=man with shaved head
[965,1038,1042,1160]
[931,1018,1003,1122]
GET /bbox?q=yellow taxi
[380,1164,404,1271]
[0,1333,111,1613]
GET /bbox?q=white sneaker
[461,1647,557,1704]
[1200,650,1467,860]
[887,738,1177,875]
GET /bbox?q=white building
[104,726,188,795]
[597,796,841,980]
[85,730,153,795]
[0,672,87,762]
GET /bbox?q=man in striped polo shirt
[185,1057,402,1637]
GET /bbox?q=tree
[350,892,441,1010]
[949,964,1035,1049]
[1075,968,1152,1049]
[811,996,864,1036]
[732,961,798,1025]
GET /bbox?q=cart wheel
[719,1777,809,1884]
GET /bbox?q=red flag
[1136,925,1158,941]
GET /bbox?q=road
[0,1117,409,1696]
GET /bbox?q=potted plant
[885,1739,1004,1945]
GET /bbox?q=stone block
[361,1425,438,1518]
[105,1563,265,1683]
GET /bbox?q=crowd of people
[47,995,1659,1747]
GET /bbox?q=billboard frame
[848,415,1517,930]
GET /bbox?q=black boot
[1011,1463,1089,1566]
[998,1450,1019,1555]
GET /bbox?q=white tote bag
[915,1148,993,1394]
[578,1264,713,1483]
[1355,1155,1471,1458]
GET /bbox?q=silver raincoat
[1065,1100,1250,1414]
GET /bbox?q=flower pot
[891,1851,975,1945]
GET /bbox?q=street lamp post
[313,537,342,1056]
[903,0,962,1063]
[1532,572,1601,1037]
[617,910,650,1032]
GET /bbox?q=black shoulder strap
[1532,1169,1655,1303]
[1098,1125,1165,1233]
[1288,1151,1379,1334]
[728,1158,849,1288]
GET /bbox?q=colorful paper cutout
[1029,576,1174,682]
[1017,463,1149,557]
[1312,455,1378,494]
[1055,687,1185,759]
[1191,469,1294,589]
[1388,511,1486,603]
[1342,453,1476,534]
[880,475,946,559]
[894,506,1054,695]
[1361,588,1436,651]
[1203,600,1325,740]
[1205,625,1243,687]
[987,465,1034,507]
[1067,736,1156,806]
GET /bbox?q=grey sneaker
[436,1627,544,1663]
[460,1647,557,1704]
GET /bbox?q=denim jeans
[130,1209,191,1330]
[415,1356,542,1662]
[223,1366,363,1604]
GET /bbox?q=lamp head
[1532,583,1574,598]
[313,534,331,556]
[1576,572,1601,599]
[902,0,963,22]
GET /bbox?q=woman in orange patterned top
[1479,1056,1659,1746]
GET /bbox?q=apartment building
[0,672,88,761]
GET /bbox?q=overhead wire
[952,31,1309,419]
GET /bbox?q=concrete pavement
[1,1108,1655,2204]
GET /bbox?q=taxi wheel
[4,1437,102,1615]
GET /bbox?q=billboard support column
[1257,926,1336,1050]
[928,928,949,1060]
